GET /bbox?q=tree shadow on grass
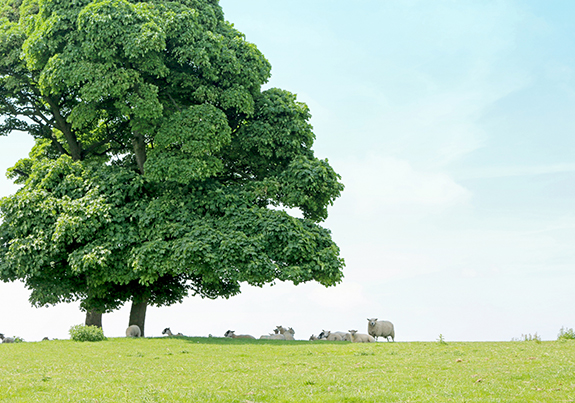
[153,336,342,346]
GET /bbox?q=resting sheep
[320,330,351,341]
[224,330,255,339]
[0,333,15,343]
[162,328,184,337]
[367,318,395,342]
[349,330,375,343]
[329,331,351,341]
[280,327,295,341]
[259,333,286,340]
[275,326,295,340]
[125,325,141,338]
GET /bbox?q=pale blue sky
[1,0,574,341]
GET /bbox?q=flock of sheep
[224,317,395,343]
[125,318,395,343]
[2,317,395,343]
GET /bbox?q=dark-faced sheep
[0,333,14,343]
[224,330,255,339]
[367,318,395,342]
[162,328,184,337]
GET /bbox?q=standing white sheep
[349,330,375,343]
[367,318,395,342]
[126,325,141,338]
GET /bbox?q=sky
[1,0,575,342]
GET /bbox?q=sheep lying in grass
[367,318,395,342]
[224,330,255,339]
[125,325,141,338]
[260,333,286,340]
[318,330,351,341]
[259,325,296,340]
[0,333,15,343]
[349,330,375,343]
[280,327,295,341]
[162,328,184,337]
[275,326,295,340]
[328,331,351,341]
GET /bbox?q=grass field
[0,337,574,402]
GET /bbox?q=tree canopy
[0,0,345,333]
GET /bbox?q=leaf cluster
[69,324,106,342]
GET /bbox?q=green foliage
[0,339,574,402]
[557,327,575,341]
[437,334,447,345]
[512,333,542,343]
[68,324,106,342]
[0,0,344,317]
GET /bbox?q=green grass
[0,337,574,402]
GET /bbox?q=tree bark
[129,298,149,337]
[132,132,147,175]
[85,309,103,329]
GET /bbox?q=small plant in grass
[69,325,106,342]
[557,327,575,341]
[512,333,541,343]
[12,336,24,343]
[437,334,448,345]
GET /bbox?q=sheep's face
[162,328,170,335]
[349,330,358,335]
[368,318,378,327]
[224,330,234,338]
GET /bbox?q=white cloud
[336,155,470,215]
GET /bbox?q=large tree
[0,0,344,334]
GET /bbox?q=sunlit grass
[0,337,574,402]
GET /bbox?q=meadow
[0,337,573,402]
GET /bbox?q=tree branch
[44,95,82,161]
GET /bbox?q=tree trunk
[85,309,103,329]
[129,298,148,337]
[132,132,147,175]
